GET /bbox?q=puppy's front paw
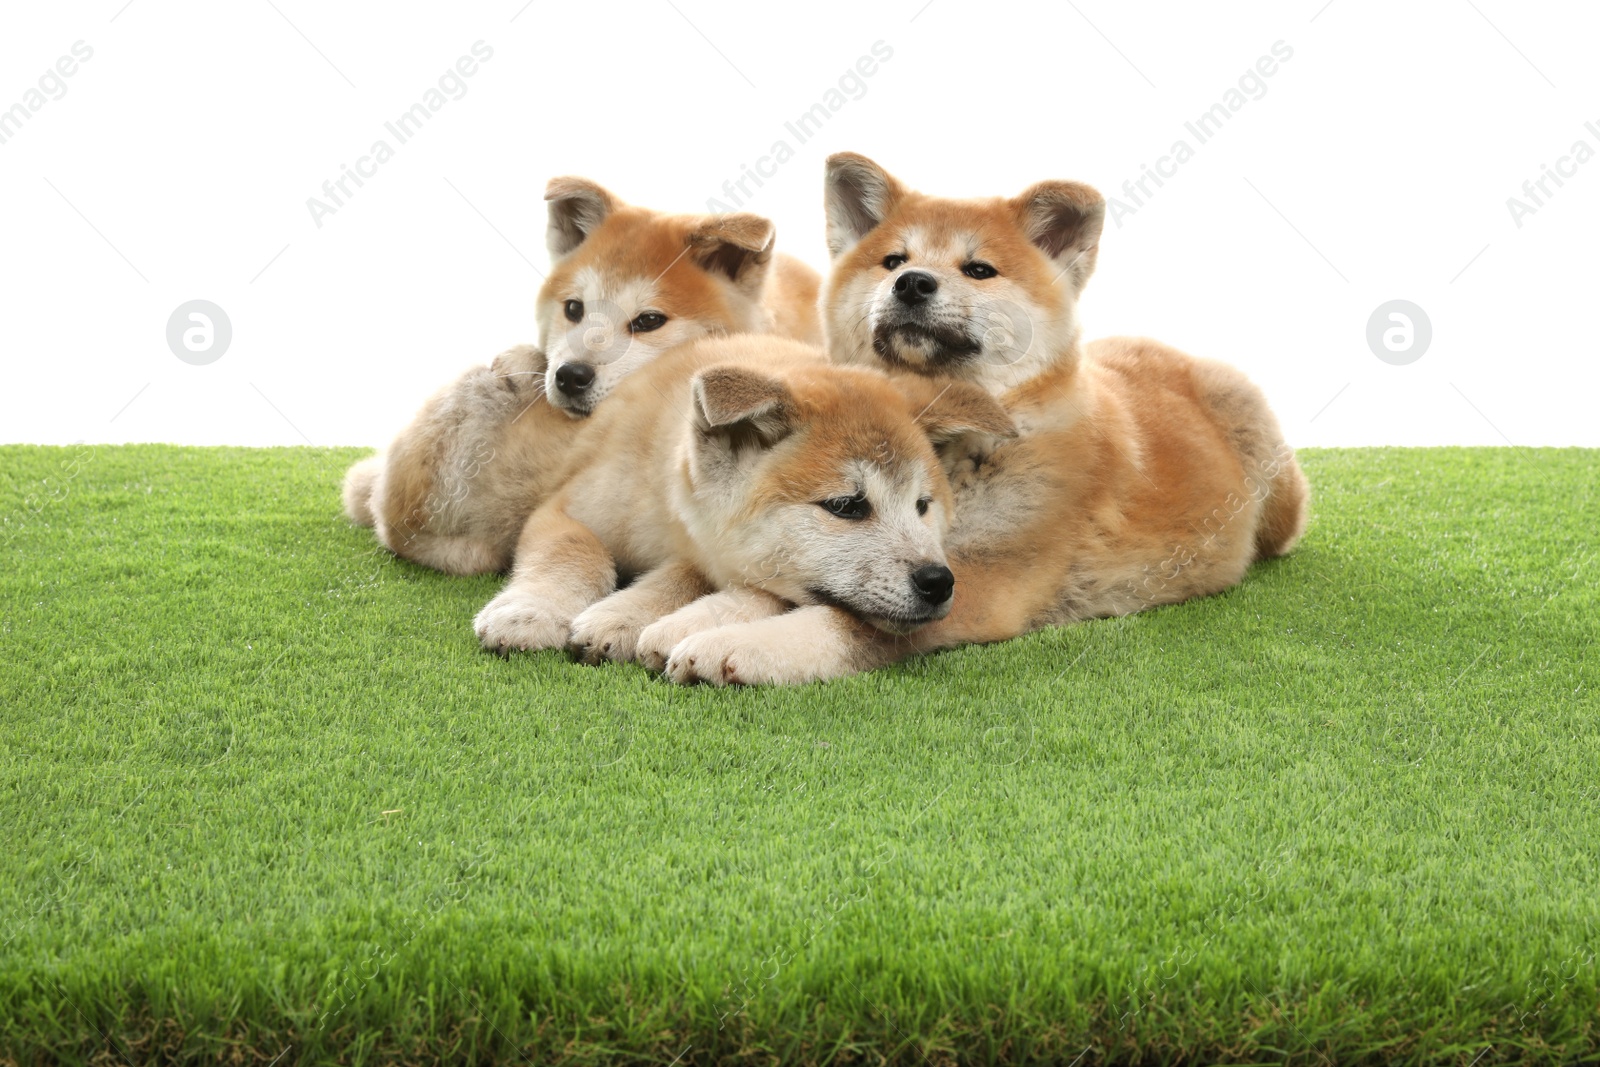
[474,592,568,654]
[637,604,727,673]
[662,609,859,686]
[567,599,648,664]
[939,433,999,492]
[489,344,546,396]
[664,628,809,687]
[663,629,750,687]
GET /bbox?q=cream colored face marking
[544,268,710,412]
[831,213,1086,397]
[849,226,1069,394]
[684,442,951,631]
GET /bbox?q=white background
[2,0,1596,448]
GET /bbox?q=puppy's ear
[545,177,619,259]
[1012,181,1106,292]
[824,152,904,258]
[691,364,795,448]
[895,376,1017,446]
[688,213,775,296]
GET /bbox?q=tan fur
[636,586,788,674]
[341,179,822,575]
[765,253,824,345]
[472,335,1014,661]
[342,345,581,575]
[664,155,1309,685]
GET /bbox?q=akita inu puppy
[470,334,1015,662]
[657,153,1309,685]
[341,177,822,576]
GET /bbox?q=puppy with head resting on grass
[652,153,1310,685]
[470,334,1015,665]
[341,177,822,577]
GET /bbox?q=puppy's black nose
[893,270,938,306]
[910,563,955,606]
[554,362,596,396]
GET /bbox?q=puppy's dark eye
[819,495,871,521]
[961,261,998,280]
[630,312,668,333]
[916,497,931,516]
[563,299,584,322]
[882,254,907,271]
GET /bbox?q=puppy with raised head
[659,153,1309,685]
[341,177,822,575]
[470,334,1015,666]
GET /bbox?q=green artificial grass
[0,444,1596,1066]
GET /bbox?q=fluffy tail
[1189,357,1309,560]
[341,455,383,527]
[1254,450,1309,558]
